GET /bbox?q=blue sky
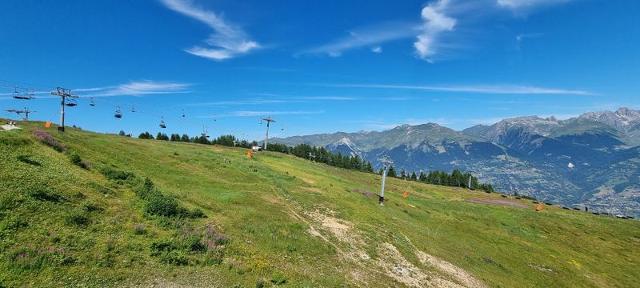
[0,0,638,140]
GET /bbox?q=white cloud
[78,80,191,97]
[497,0,571,11]
[160,0,259,60]
[371,46,383,53]
[323,83,595,96]
[201,110,324,118]
[185,95,356,107]
[299,22,416,57]
[414,0,457,61]
[515,32,543,49]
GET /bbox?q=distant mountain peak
[578,107,640,131]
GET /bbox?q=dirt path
[299,207,485,287]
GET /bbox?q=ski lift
[13,87,34,100]
[65,99,78,107]
[114,106,122,119]
[89,97,96,107]
[131,105,136,113]
[181,109,186,118]
[201,125,210,138]
[159,117,167,129]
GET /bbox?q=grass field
[1,120,639,287]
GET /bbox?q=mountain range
[274,107,640,217]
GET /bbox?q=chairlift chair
[65,100,78,107]
[201,126,209,138]
[159,118,167,129]
[89,98,96,107]
[131,105,136,113]
[13,88,34,100]
[114,106,123,119]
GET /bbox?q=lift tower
[262,117,275,150]
[51,87,78,132]
[6,108,35,120]
[379,156,394,206]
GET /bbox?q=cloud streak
[496,0,572,11]
[185,94,357,107]
[160,0,260,60]
[200,110,324,118]
[299,22,417,57]
[414,0,457,61]
[321,83,595,96]
[78,81,191,97]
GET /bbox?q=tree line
[381,166,494,193]
[131,131,493,192]
[133,131,374,173]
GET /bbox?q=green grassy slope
[1,121,639,287]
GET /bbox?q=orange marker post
[246,149,254,159]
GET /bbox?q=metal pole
[264,120,270,150]
[380,165,388,205]
[60,95,65,132]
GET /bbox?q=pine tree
[387,166,397,178]
[138,132,154,139]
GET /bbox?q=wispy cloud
[160,0,260,60]
[301,0,573,61]
[234,66,296,73]
[322,83,595,96]
[496,0,572,11]
[185,99,290,107]
[515,32,543,49]
[77,80,191,97]
[185,94,357,107]
[414,0,457,61]
[200,110,324,118]
[299,22,417,57]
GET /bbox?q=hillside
[274,107,640,217]
[1,120,640,287]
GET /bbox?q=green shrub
[185,236,206,252]
[100,167,135,181]
[1,217,28,233]
[16,155,41,166]
[150,240,177,255]
[29,188,65,203]
[135,177,159,200]
[204,249,224,265]
[188,208,206,218]
[135,178,206,218]
[83,202,103,213]
[0,136,32,147]
[68,152,90,170]
[271,272,287,285]
[133,223,146,235]
[145,194,180,217]
[159,250,189,266]
[65,212,90,227]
